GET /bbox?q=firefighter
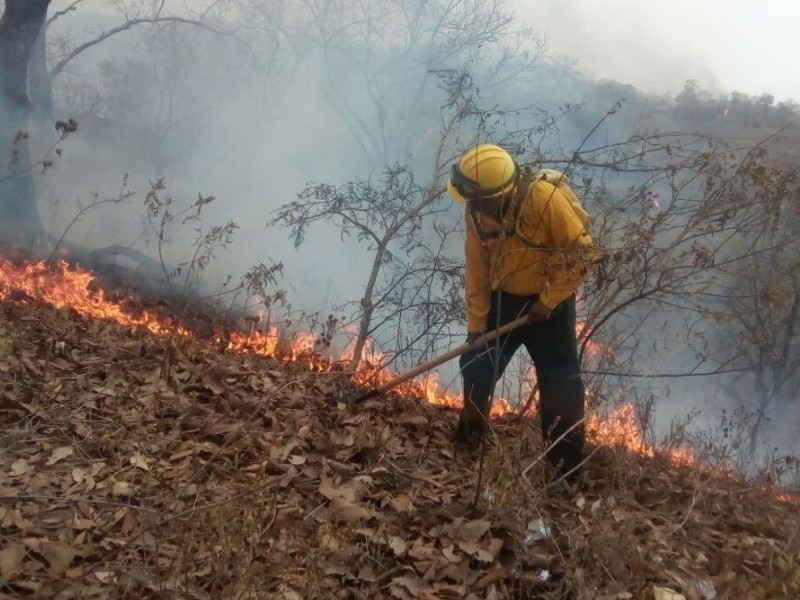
[446,143,597,484]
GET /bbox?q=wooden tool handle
[353,315,528,404]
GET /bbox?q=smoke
[9,0,798,476]
[514,0,800,104]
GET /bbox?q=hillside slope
[1,297,799,599]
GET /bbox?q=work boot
[448,402,488,443]
[539,370,585,483]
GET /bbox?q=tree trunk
[0,0,52,243]
[28,9,56,160]
[346,242,386,372]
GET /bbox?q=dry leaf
[391,575,433,597]
[395,415,429,427]
[0,543,25,578]
[121,510,137,534]
[112,481,135,497]
[280,586,302,600]
[41,540,75,576]
[697,579,717,599]
[433,582,467,597]
[46,446,73,465]
[408,542,435,561]
[9,458,28,477]
[590,499,603,515]
[202,375,226,395]
[485,538,504,560]
[456,540,500,563]
[653,586,686,600]
[168,449,194,461]
[318,473,370,505]
[73,421,90,438]
[390,494,413,513]
[70,517,95,530]
[130,454,150,471]
[180,483,198,498]
[95,571,114,583]
[450,519,491,542]
[389,536,407,556]
[328,499,381,524]
[442,545,461,563]
[323,564,348,576]
[4,510,33,531]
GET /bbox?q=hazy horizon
[516,0,800,103]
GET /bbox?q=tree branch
[46,0,85,27]
[49,15,243,80]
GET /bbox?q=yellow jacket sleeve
[464,211,491,332]
[530,185,597,309]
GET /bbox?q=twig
[470,432,489,517]
[384,458,444,489]
[0,495,157,513]
[521,415,588,477]
[259,490,279,540]
[46,186,134,262]
[545,445,601,490]
[666,477,703,536]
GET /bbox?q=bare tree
[28,0,240,124]
[294,0,538,164]
[724,187,800,462]
[270,70,477,371]
[0,0,254,243]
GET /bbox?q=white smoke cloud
[513,0,800,103]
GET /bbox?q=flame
[0,257,752,478]
[0,258,189,337]
[586,403,695,465]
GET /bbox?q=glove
[527,300,553,323]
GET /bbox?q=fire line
[0,256,717,471]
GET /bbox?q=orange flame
[0,258,708,471]
[586,403,695,465]
[0,258,189,337]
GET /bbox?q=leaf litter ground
[1,298,799,599]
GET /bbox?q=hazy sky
[517,0,800,103]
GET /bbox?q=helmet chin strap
[471,188,513,218]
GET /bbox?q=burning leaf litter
[1,260,800,597]
[0,258,700,464]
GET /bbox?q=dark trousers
[459,291,585,476]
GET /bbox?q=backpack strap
[466,168,579,252]
[467,171,532,245]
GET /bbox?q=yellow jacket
[464,178,596,332]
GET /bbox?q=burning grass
[2,259,800,598]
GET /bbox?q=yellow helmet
[446,144,518,203]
